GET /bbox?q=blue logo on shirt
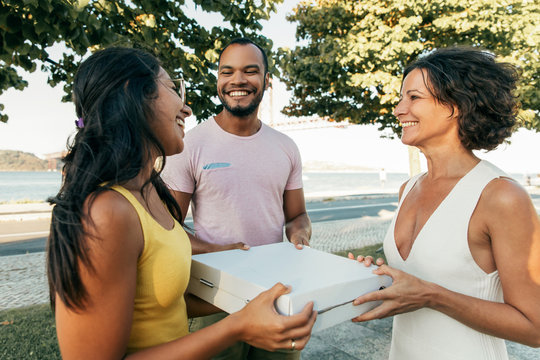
[203,162,231,170]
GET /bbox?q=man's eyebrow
[219,64,261,70]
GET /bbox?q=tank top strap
[109,185,151,234]
[399,172,424,206]
[443,160,508,220]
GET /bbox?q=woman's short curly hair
[403,47,520,151]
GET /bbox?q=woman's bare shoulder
[82,189,143,255]
[481,177,532,211]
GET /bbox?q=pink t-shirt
[161,117,303,247]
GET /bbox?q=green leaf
[0,0,284,123]
[278,0,540,133]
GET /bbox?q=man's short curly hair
[403,47,520,151]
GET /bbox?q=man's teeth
[229,91,249,97]
[401,121,418,128]
[176,118,185,127]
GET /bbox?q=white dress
[383,160,509,360]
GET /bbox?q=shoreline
[0,192,399,222]
[0,190,400,223]
[2,185,539,221]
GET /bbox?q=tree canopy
[278,0,540,134]
[0,0,283,123]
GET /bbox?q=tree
[0,0,283,123]
[278,0,540,135]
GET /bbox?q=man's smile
[227,90,250,98]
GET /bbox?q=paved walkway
[0,216,393,310]
[1,202,539,359]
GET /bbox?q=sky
[1,0,539,175]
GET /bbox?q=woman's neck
[423,145,480,180]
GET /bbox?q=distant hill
[0,150,49,171]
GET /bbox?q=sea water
[0,171,408,202]
[0,170,530,202]
[0,171,62,202]
[301,171,408,198]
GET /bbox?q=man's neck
[214,110,262,136]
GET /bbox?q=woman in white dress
[352,47,540,359]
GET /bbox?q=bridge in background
[267,116,350,131]
[259,83,351,131]
[43,151,67,171]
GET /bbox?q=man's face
[217,43,269,117]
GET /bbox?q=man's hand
[283,189,312,249]
[188,232,249,255]
[289,233,310,249]
[212,242,250,252]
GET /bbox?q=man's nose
[231,71,247,84]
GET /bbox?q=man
[162,38,311,359]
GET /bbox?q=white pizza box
[188,242,392,332]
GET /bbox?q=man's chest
[193,144,293,193]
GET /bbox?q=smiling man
[161,38,311,360]
[217,43,266,118]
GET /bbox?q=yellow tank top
[110,186,191,353]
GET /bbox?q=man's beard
[218,87,265,117]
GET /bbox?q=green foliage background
[1,0,538,133]
[0,0,283,123]
[278,0,540,134]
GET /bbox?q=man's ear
[264,73,270,91]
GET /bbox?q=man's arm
[283,188,312,248]
[170,189,248,254]
[171,189,191,223]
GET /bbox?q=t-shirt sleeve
[161,151,196,194]
[285,140,303,191]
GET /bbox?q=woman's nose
[182,103,193,117]
[393,100,406,118]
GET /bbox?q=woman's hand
[347,252,385,267]
[231,283,317,351]
[351,265,435,322]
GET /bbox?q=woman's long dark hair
[47,47,184,311]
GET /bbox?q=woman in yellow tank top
[47,47,316,359]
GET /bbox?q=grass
[0,243,384,359]
[0,199,46,205]
[0,304,60,360]
[333,242,387,263]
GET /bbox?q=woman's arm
[55,191,317,360]
[130,283,317,359]
[351,179,540,347]
[55,190,143,359]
